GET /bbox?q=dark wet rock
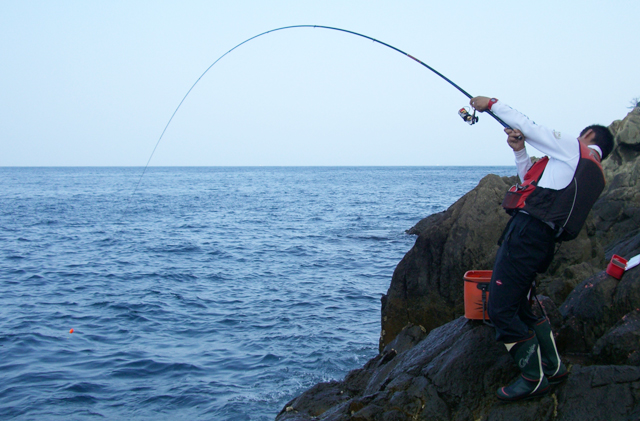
[555,365,640,421]
[277,317,640,421]
[606,230,640,261]
[539,261,601,305]
[557,259,640,356]
[531,295,562,329]
[557,271,620,354]
[278,318,506,421]
[276,381,349,420]
[592,309,640,365]
[382,323,427,355]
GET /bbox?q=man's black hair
[581,125,614,160]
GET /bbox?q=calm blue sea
[0,166,514,420]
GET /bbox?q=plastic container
[464,270,492,321]
[606,254,627,280]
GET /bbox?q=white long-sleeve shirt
[491,101,600,190]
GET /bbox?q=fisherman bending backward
[470,96,614,401]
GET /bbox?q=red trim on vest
[501,141,605,241]
[501,157,549,210]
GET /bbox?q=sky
[1,1,638,166]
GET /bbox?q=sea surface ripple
[0,166,514,420]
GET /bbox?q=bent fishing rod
[127,24,512,207]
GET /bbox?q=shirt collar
[588,145,603,160]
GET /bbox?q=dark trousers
[488,212,556,343]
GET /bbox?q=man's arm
[470,96,579,163]
[506,128,532,182]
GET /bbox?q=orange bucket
[464,270,492,321]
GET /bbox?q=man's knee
[488,304,531,343]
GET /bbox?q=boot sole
[497,385,551,402]
[547,372,569,385]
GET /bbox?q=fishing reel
[458,107,478,125]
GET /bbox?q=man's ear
[582,129,596,144]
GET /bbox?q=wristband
[488,98,498,111]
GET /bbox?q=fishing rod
[127,24,512,206]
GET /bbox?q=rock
[531,294,563,329]
[380,174,513,350]
[556,271,620,354]
[382,323,427,355]
[606,230,640,264]
[592,309,640,365]
[278,318,507,421]
[276,317,640,421]
[484,399,556,421]
[544,219,605,283]
[276,381,349,420]
[555,365,640,420]
[593,107,640,247]
[540,262,601,305]
[557,260,640,354]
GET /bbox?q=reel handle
[459,107,523,140]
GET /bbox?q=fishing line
[125,24,512,212]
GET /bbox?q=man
[470,96,614,401]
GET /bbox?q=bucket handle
[476,282,494,327]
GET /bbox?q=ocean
[0,166,514,420]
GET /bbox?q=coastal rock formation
[594,106,640,246]
[558,231,640,360]
[379,174,512,350]
[277,318,640,421]
[276,106,640,420]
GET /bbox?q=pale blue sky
[1,1,638,166]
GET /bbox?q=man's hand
[470,96,492,112]
[471,96,524,144]
[505,128,525,151]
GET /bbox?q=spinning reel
[458,107,478,125]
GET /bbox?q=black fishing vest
[501,142,605,242]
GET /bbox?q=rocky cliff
[276,106,640,421]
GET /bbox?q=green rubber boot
[497,334,550,401]
[533,318,569,385]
